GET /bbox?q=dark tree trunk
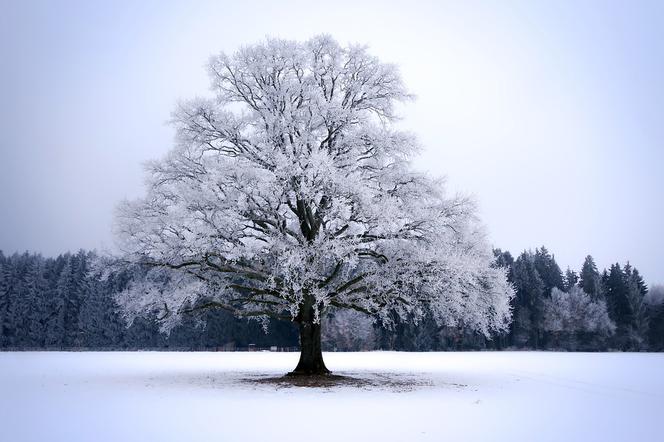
[288,305,329,376]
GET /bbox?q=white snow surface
[1,351,661,441]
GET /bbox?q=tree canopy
[113,36,514,374]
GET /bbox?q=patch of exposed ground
[241,372,443,392]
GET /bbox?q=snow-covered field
[1,351,661,441]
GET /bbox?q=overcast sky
[1,0,663,284]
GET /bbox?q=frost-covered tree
[322,309,376,351]
[543,286,615,349]
[113,36,514,375]
[645,284,664,306]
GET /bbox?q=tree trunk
[288,306,330,376]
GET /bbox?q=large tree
[113,36,513,375]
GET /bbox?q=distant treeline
[1,248,663,351]
[362,248,664,352]
[0,250,299,350]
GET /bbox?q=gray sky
[1,0,663,284]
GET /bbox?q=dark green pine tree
[1,253,32,347]
[624,264,649,349]
[533,247,564,295]
[54,252,90,347]
[1,255,17,347]
[603,264,630,326]
[511,251,546,348]
[646,285,664,351]
[602,263,636,349]
[563,268,579,292]
[123,317,166,349]
[0,253,48,347]
[39,257,63,344]
[21,257,50,347]
[201,309,239,349]
[625,265,648,297]
[167,299,205,349]
[493,249,515,283]
[0,252,8,346]
[79,254,125,348]
[43,254,69,347]
[579,255,602,299]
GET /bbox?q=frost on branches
[114,36,514,375]
[543,287,615,350]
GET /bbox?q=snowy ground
[1,351,662,441]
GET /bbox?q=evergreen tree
[493,249,515,282]
[79,273,124,348]
[625,264,649,349]
[511,251,546,348]
[41,255,64,347]
[533,247,564,295]
[603,264,630,327]
[200,309,239,349]
[564,268,579,292]
[1,253,31,347]
[645,285,664,351]
[20,257,49,347]
[579,255,602,299]
[0,252,8,346]
[601,263,651,350]
[123,316,165,349]
[54,256,74,346]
